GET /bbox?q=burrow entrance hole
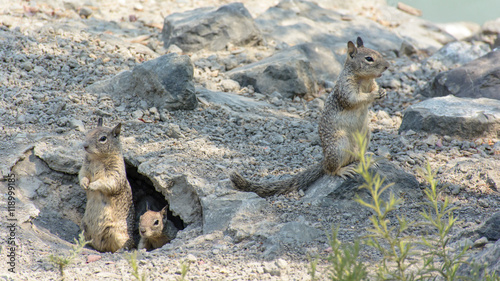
[19,150,185,248]
[126,162,185,240]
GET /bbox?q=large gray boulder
[227,44,319,99]
[162,3,262,52]
[88,53,197,111]
[422,49,500,100]
[399,95,500,138]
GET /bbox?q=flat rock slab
[303,160,420,207]
[196,87,270,111]
[400,95,500,138]
[162,2,262,52]
[423,49,500,100]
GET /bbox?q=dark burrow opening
[126,162,185,244]
[21,149,184,250]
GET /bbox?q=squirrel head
[83,118,123,156]
[346,37,389,79]
[139,206,168,239]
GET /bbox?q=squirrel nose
[140,228,146,235]
[83,142,89,149]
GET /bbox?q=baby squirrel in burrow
[231,37,389,197]
[138,205,179,251]
[79,118,135,252]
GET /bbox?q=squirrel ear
[356,37,364,48]
[347,41,357,58]
[97,118,103,127]
[111,123,121,137]
[160,205,167,217]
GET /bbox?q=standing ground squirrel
[138,206,179,251]
[231,37,389,197]
[79,118,135,252]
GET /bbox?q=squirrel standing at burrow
[138,206,179,251]
[79,118,135,252]
[231,37,389,197]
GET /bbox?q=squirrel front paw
[376,88,387,99]
[80,177,90,190]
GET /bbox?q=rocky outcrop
[476,212,500,241]
[422,49,500,100]
[458,239,500,279]
[88,53,198,111]
[227,45,319,99]
[400,95,500,138]
[423,41,490,70]
[162,3,262,52]
[302,160,421,207]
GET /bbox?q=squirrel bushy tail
[230,162,324,197]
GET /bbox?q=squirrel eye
[153,220,159,226]
[365,56,374,62]
[99,136,107,143]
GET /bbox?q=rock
[482,18,500,35]
[33,141,83,175]
[476,211,500,241]
[196,87,270,111]
[227,44,319,99]
[165,123,185,139]
[422,49,500,100]
[399,40,418,57]
[474,237,489,248]
[424,41,490,70]
[185,254,197,263]
[20,61,33,71]
[302,160,420,207]
[131,109,143,120]
[166,44,183,54]
[376,6,455,51]
[220,79,241,92]
[202,192,268,235]
[256,0,402,53]
[486,171,500,191]
[263,261,281,276]
[436,22,481,41]
[275,258,288,269]
[69,118,85,132]
[458,238,500,279]
[314,0,386,11]
[134,158,203,225]
[399,95,500,138]
[270,222,323,245]
[162,3,262,52]
[88,53,197,111]
[79,6,93,18]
